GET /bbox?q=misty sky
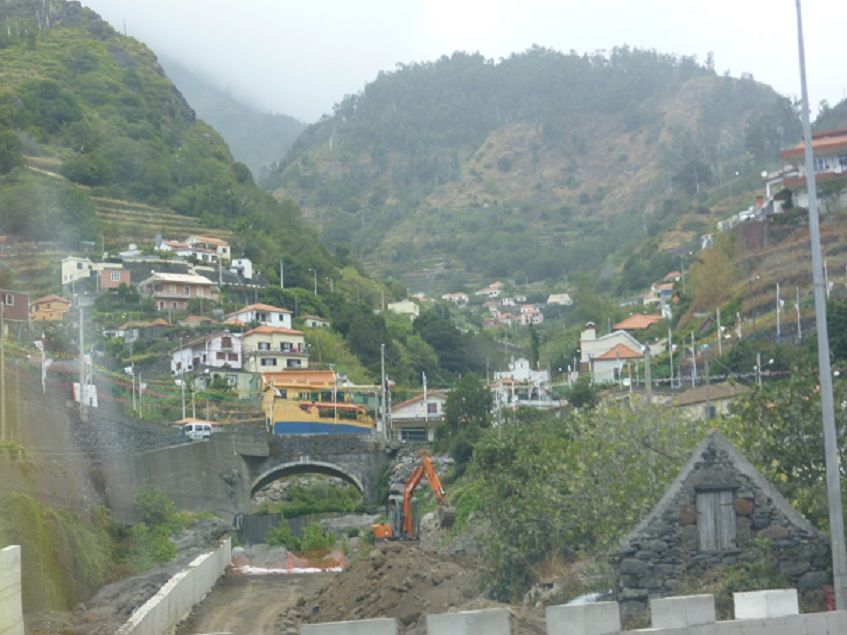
[82,0,846,123]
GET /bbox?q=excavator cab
[371,455,454,541]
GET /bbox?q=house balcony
[244,348,308,358]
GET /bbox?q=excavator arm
[401,456,454,538]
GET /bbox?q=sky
[82,0,847,124]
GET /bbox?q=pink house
[99,268,131,290]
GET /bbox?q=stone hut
[614,431,831,617]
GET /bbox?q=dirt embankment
[277,543,547,635]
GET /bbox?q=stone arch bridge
[101,432,391,523]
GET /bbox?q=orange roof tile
[595,343,642,361]
[614,313,662,330]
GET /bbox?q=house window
[400,428,428,442]
[427,402,438,415]
[183,286,190,296]
[77,262,83,270]
[228,353,238,361]
[260,358,277,367]
[216,352,226,360]
[110,272,121,282]
[286,359,302,368]
[172,302,178,309]
[221,336,232,349]
[815,156,828,172]
[696,489,736,551]
[3,294,13,306]
[258,341,271,351]
[840,154,847,169]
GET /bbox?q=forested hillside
[267,48,800,292]
[0,0,333,286]
[159,55,304,180]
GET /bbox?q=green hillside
[159,55,304,180]
[266,47,800,292]
[0,0,333,286]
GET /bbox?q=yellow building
[30,294,71,321]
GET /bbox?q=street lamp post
[308,268,318,295]
[795,0,847,608]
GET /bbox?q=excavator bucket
[436,506,456,529]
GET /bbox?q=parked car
[182,422,213,440]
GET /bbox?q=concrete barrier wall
[298,594,847,635]
[116,537,231,635]
[0,546,24,635]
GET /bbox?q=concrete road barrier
[116,537,231,635]
[426,608,511,635]
[0,546,24,635]
[300,617,398,635]
[546,601,621,635]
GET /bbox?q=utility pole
[716,307,722,356]
[279,259,284,290]
[130,338,136,412]
[756,352,762,388]
[776,282,781,343]
[690,332,697,387]
[796,287,802,340]
[180,338,186,420]
[379,343,386,440]
[0,302,5,441]
[668,327,674,389]
[78,303,86,415]
[138,372,142,417]
[796,0,847,608]
[643,345,652,405]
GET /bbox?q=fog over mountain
[82,0,847,123]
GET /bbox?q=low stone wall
[297,593,847,634]
[0,546,24,635]
[116,537,231,635]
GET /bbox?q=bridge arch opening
[250,461,365,498]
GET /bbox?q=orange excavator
[372,455,456,540]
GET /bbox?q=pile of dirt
[276,542,546,635]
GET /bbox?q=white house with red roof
[579,322,644,384]
[226,303,293,329]
[170,331,242,374]
[391,390,448,442]
[772,127,847,212]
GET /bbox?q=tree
[0,130,22,174]
[690,234,737,312]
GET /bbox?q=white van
[182,422,213,440]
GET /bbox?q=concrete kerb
[546,601,621,634]
[0,545,24,635]
[426,608,511,635]
[300,617,398,635]
[733,589,799,620]
[116,537,231,635]
[650,595,716,629]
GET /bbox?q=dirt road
[176,573,332,635]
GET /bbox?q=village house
[0,289,29,323]
[98,267,131,291]
[670,382,751,420]
[579,322,644,384]
[517,304,544,325]
[30,294,71,321]
[171,331,242,374]
[614,432,831,617]
[774,126,847,212]
[441,292,469,306]
[241,325,308,372]
[229,258,253,281]
[187,235,231,262]
[226,303,293,329]
[475,281,504,298]
[137,272,220,312]
[391,390,448,442]
[546,293,573,306]
[500,296,516,307]
[386,300,419,320]
[492,357,560,410]
[102,318,168,342]
[301,314,330,329]
[61,256,94,287]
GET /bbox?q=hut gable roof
[620,431,821,548]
